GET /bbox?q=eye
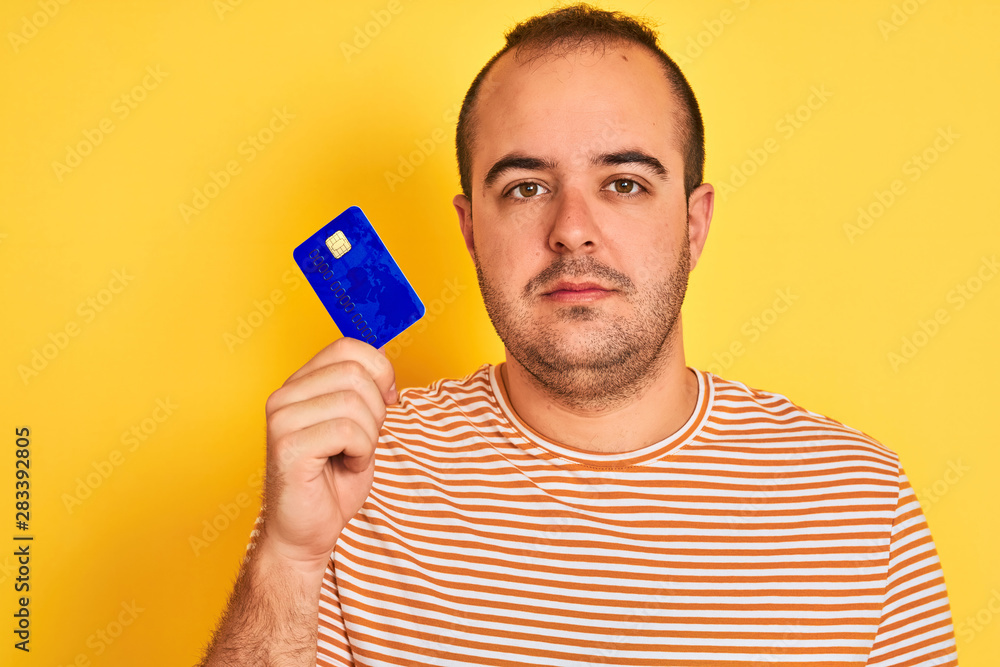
[506,182,549,199]
[605,178,645,196]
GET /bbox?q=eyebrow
[481,149,670,191]
[595,150,669,180]
[482,154,557,191]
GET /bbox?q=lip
[544,281,611,294]
[542,281,615,302]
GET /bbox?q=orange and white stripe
[312,364,957,666]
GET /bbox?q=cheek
[477,230,543,277]
[619,238,674,286]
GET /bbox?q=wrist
[252,537,331,589]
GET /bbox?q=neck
[499,328,699,454]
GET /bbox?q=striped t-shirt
[314,364,958,666]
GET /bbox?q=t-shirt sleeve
[865,463,959,666]
[315,557,354,666]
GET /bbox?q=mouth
[542,281,616,303]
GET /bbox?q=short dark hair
[455,3,705,202]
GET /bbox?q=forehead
[471,41,682,181]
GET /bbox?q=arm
[199,338,397,666]
[865,464,959,666]
[198,542,326,665]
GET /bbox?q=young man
[201,5,958,666]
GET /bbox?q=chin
[539,330,623,363]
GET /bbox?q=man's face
[453,42,713,409]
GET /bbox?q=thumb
[341,451,374,474]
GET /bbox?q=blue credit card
[293,206,424,347]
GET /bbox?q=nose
[546,187,601,255]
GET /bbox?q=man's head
[456,3,705,203]
[451,3,714,410]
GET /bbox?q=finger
[340,446,376,474]
[286,337,396,404]
[268,360,386,423]
[273,416,377,479]
[268,391,381,446]
[375,346,397,403]
[286,337,386,383]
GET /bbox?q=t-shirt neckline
[487,363,714,469]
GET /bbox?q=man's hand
[260,336,397,569]
[199,337,396,666]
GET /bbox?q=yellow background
[2,0,997,664]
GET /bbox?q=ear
[452,193,476,259]
[685,182,714,271]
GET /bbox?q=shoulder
[389,363,496,416]
[703,370,899,465]
[377,364,508,458]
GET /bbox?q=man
[201,4,958,666]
